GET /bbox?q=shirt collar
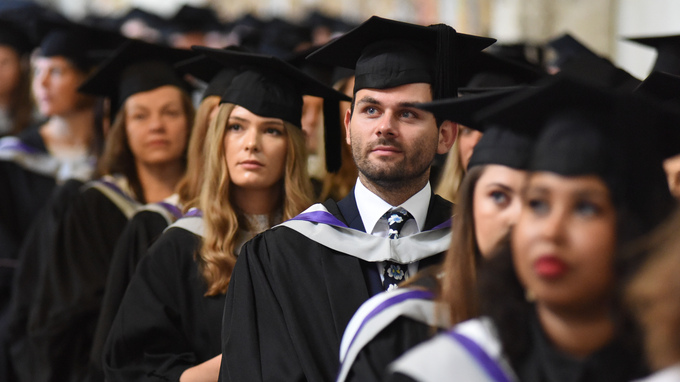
[354,178,431,234]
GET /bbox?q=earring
[525,289,536,302]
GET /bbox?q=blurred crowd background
[15,0,680,81]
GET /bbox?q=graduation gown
[24,176,140,382]
[386,314,648,382]
[337,276,449,382]
[0,125,94,285]
[88,197,183,380]
[220,191,452,382]
[2,178,84,382]
[0,126,94,338]
[102,217,226,382]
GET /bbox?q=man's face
[345,83,448,188]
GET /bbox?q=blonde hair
[197,103,314,296]
[97,87,194,202]
[176,95,220,208]
[435,140,465,203]
[627,207,680,369]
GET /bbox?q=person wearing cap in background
[385,75,680,381]
[117,7,167,44]
[0,15,124,275]
[86,50,243,381]
[435,51,545,203]
[165,4,225,50]
[13,39,195,382]
[633,70,680,199]
[0,15,127,378]
[219,16,494,382]
[336,86,532,382]
[626,34,680,202]
[100,46,346,382]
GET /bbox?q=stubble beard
[352,137,433,192]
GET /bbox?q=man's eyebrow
[398,101,421,108]
[356,96,380,105]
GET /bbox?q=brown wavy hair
[96,86,194,203]
[197,103,314,296]
[176,95,220,208]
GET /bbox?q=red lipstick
[534,256,568,279]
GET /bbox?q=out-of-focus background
[26,0,680,80]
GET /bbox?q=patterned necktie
[382,207,413,291]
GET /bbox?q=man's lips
[371,145,402,155]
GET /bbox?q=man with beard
[220,16,496,382]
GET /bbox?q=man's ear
[344,108,352,146]
[437,121,457,154]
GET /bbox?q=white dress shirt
[354,178,432,282]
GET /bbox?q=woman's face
[125,85,188,168]
[512,172,617,312]
[224,105,288,191]
[32,56,91,116]
[472,165,528,257]
[0,46,21,99]
[458,125,483,171]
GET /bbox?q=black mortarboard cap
[257,18,311,58]
[547,33,599,69]
[477,75,680,234]
[35,17,128,71]
[0,16,33,54]
[558,51,641,92]
[119,7,167,30]
[306,16,496,100]
[634,70,680,108]
[626,34,680,76]
[169,4,222,33]
[78,39,196,107]
[416,87,532,170]
[416,87,524,129]
[459,51,546,91]
[192,46,351,172]
[175,47,247,100]
[285,45,335,86]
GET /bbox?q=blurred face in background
[32,55,92,116]
[125,85,189,168]
[458,125,483,171]
[472,164,527,256]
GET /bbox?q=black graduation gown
[88,203,182,380]
[24,178,139,382]
[102,226,225,382]
[220,191,452,382]
[342,276,443,382]
[513,314,648,382]
[385,313,649,382]
[0,124,55,266]
[2,178,84,382]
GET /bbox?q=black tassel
[431,24,458,100]
[323,99,342,173]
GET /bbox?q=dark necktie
[382,207,413,291]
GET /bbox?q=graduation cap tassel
[323,99,342,173]
[432,24,457,100]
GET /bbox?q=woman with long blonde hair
[103,48,347,382]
